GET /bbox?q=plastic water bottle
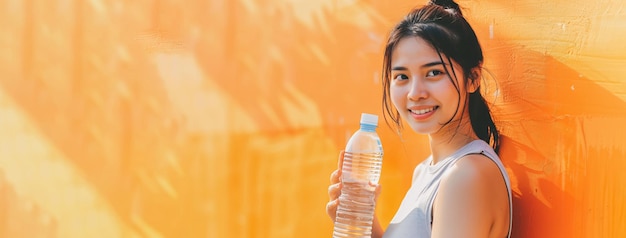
[333,113,383,238]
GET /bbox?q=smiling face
[390,36,471,137]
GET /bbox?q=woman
[326,0,512,237]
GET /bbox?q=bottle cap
[360,113,378,126]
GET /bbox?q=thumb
[337,150,345,171]
[368,181,382,202]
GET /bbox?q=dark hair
[381,0,500,153]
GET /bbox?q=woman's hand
[326,151,384,237]
[326,151,344,222]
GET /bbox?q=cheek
[389,86,405,109]
[439,84,463,115]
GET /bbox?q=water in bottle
[333,113,383,238]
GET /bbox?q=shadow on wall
[492,43,626,237]
[502,137,576,238]
[0,0,625,237]
[0,1,209,237]
[0,170,57,237]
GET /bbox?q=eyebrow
[391,61,445,71]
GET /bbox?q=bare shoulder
[431,154,509,238]
[438,153,507,203]
[446,154,503,183]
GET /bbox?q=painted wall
[0,0,625,237]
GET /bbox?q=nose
[407,77,427,101]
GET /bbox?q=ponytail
[468,90,500,153]
[429,0,462,16]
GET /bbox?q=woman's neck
[428,120,478,165]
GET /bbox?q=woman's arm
[431,154,509,238]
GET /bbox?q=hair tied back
[428,0,462,16]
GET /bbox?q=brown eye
[426,70,444,77]
[394,74,409,80]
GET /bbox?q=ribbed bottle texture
[332,113,383,238]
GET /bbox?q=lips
[408,106,438,120]
[409,106,437,115]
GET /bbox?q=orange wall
[0,0,625,237]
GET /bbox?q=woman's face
[389,36,470,136]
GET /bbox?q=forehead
[391,36,442,65]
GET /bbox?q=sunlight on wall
[0,0,625,237]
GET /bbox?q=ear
[466,67,481,93]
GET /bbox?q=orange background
[1,0,625,237]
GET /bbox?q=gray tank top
[383,140,512,238]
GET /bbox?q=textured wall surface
[0,0,625,237]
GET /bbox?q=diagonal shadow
[0,1,218,237]
[1,0,625,237]
[486,40,626,237]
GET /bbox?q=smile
[409,106,438,115]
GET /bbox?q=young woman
[326,0,512,237]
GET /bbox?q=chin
[407,124,436,135]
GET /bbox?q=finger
[368,182,381,193]
[330,170,340,184]
[330,151,345,184]
[368,182,382,202]
[337,150,345,171]
[374,183,382,197]
[328,182,342,200]
[326,199,339,220]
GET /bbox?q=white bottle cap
[360,113,378,126]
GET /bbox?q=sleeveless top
[383,140,512,238]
